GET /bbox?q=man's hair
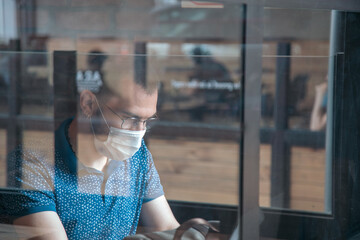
[87,50,108,69]
[80,51,158,103]
[95,79,158,105]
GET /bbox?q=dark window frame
[255,8,360,239]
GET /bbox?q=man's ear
[79,90,98,117]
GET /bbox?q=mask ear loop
[93,97,110,131]
[91,98,110,164]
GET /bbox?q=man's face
[95,85,158,134]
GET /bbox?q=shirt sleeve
[1,146,57,221]
[140,141,164,203]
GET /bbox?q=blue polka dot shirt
[2,118,164,239]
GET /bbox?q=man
[2,74,179,239]
[188,46,235,121]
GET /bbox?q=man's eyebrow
[118,110,137,118]
[105,106,137,119]
[119,110,157,119]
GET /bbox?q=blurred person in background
[310,77,328,131]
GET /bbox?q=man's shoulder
[8,135,56,170]
[6,142,56,190]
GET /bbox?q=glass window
[20,52,53,117]
[258,7,360,240]
[144,48,241,206]
[289,146,326,211]
[259,8,332,213]
[2,1,359,239]
[0,1,243,239]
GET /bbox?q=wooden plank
[0,129,7,187]
[155,160,237,180]
[155,154,238,167]
[291,168,325,184]
[289,146,326,211]
[149,138,239,150]
[259,181,271,195]
[149,138,239,205]
[259,165,271,182]
[149,139,239,164]
[160,173,237,193]
[259,195,271,207]
[259,144,272,207]
[1,131,327,210]
[164,188,237,205]
[260,144,272,166]
[290,199,324,212]
[291,147,326,169]
[290,183,324,199]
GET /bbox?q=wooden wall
[148,138,239,205]
[0,130,6,188]
[148,137,326,212]
[0,131,326,211]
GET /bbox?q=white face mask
[91,99,146,161]
[93,127,145,161]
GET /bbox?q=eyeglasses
[105,105,158,130]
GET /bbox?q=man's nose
[130,122,145,131]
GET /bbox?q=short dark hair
[78,51,158,103]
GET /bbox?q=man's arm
[310,82,327,131]
[139,195,180,232]
[14,211,68,240]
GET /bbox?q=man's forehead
[104,85,158,118]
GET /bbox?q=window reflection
[261,44,329,130]
[148,138,238,205]
[290,146,325,211]
[144,45,241,205]
[0,0,243,238]
[149,43,241,127]
[259,8,331,213]
[20,52,53,117]
[260,56,330,212]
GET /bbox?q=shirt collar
[55,118,108,176]
[55,118,78,175]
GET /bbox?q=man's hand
[14,211,68,240]
[138,195,180,233]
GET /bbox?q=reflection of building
[0,0,243,209]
